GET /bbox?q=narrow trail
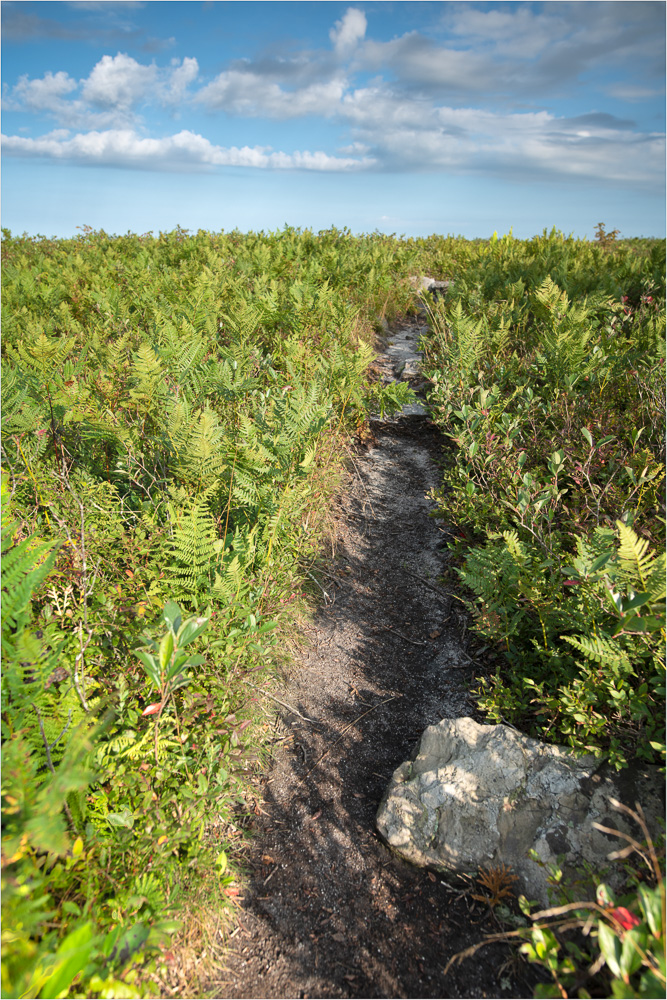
[216,316,535,1000]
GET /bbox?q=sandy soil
[212,316,541,1000]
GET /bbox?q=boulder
[409,275,453,299]
[376,718,664,906]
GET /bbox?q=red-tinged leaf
[142,702,162,716]
[236,720,251,732]
[563,580,580,586]
[611,907,641,931]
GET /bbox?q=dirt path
[215,317,536,999]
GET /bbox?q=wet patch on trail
[215,317,538,999]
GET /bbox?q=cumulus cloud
[4,53,203,127]
[3,67,134,129]
[196,71,345,118]
[330,8,367,57]
[9,70,78,113]
[2,4,663,187]
[163,56,199,104]
[81,52,157,107]
[1,127,374,171]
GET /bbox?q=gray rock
[376,718,664,905]
[410,275,453,299]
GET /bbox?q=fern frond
[616,521,656,591]
[1,487,59,656]
[561,632,629,668]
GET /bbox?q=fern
[1,480,60,658]
[561,632,629,668]
[616,521,659,592]
[429,299,487,386]
[126,872,165,915]
[168,491,218,602]
[167,403,227,492]
[129,343,166,412]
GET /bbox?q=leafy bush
[1,224,419,997]
[519,803,665,999]
[422,229,665,767]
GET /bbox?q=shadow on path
[217,321,541,1000]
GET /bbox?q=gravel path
[215,317,536,1000]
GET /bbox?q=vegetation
[518,803,665,999]
[1,223,664,998]
[419,227,665,998]
[421,228,665,769]
[1,224,416,998]
[448,802,665,999]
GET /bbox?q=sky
[1,0,665,240]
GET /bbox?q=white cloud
[7,70,78,113]
[1,128,374,171]
[2,5,663,190]
[81,52,157,107]
[361,33,494,94]
[342,96,665,187]
[196,71,345,118]
[3,68,133,129]
[5,54,204,127]
[329,8,367,57]
[163,56,199,104]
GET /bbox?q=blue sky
[2,1,665,239]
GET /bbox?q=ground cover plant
[420,227,665,998]
[1,224,664,999]
[1,224,417,998]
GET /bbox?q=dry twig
[305,695,401,776]
[243,681,321,726]
[402,568,456,606]
[372,624,428,646]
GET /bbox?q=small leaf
[107,809,134,829]
[611,907,641,931]
[177,616,209,647]
[38,922,95,999]
[134,650,160,685]
[589,552,612,573]
[637,884,663,937]
[598,920,622,978]
[581,427,593,447]
[162,601,182,633]
[597,883,616,907]
[619,925,647,980]
[159,630,174,671]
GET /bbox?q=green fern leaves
[1,478,59,658]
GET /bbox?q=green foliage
[459,523,664,767]
[1,223,423,998]
[2,223,664,996]
[518,804,665,999]
[422,228,665,768]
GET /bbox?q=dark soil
[214,317,542,1000]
